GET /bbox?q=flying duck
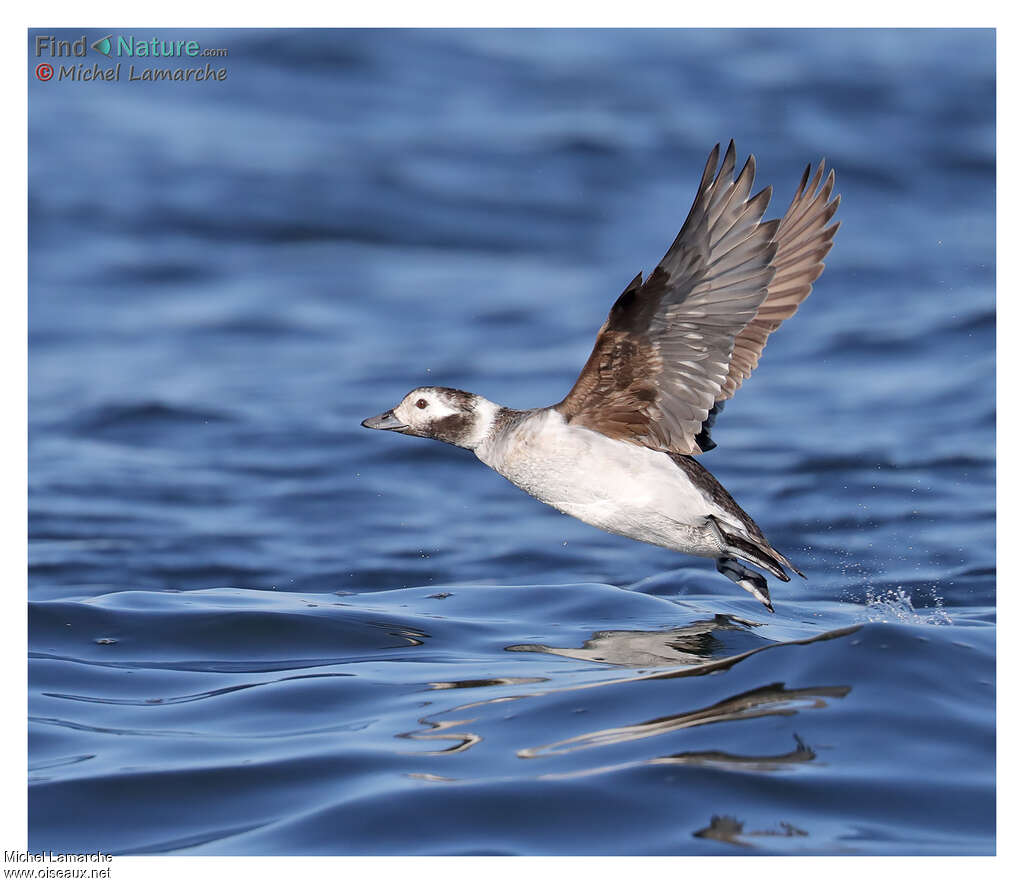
[362,141,840,611]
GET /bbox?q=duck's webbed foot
[716,557,774,613]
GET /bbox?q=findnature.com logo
[36,33,229,59]
[33,33,230,82]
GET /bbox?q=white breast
[476,409,722,554]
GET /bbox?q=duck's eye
[415,399,428,409]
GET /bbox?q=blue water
[28,29,995,855]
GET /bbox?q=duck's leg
[715,557,774,612]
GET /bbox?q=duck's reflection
[693,815,809,848]
[398,623,857,761]
[507,614,761,667]
[534,731,823,781]
[520,683,850,757]
[654,732,816,771]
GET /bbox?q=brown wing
[555,141,780,456]
[716,160,840,402]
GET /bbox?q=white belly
[476,410,724,556]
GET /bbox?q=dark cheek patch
[432,413,472,446]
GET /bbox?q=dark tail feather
[723,534,791,582]
[708,515,803,581]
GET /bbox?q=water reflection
[651,733,816,771]
[507,614,762,666]
[400,623,858,764]
[535,730,826,782]
[693,815,809,848]
[520,683,850,757]
[512,623,860,682]
[400,676,549,754]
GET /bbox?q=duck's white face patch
[392,388,461,429]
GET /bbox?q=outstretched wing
[716,160,840,403]
[555,141,780,456]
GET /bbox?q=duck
[362,141,840,611]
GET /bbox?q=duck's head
[361,386,498,450]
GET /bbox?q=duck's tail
[706,515,805,582]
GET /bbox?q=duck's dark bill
[361,410,407,431]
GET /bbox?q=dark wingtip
[721,140,737,176]
[796,163,811,197]
[700,143,722,190]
